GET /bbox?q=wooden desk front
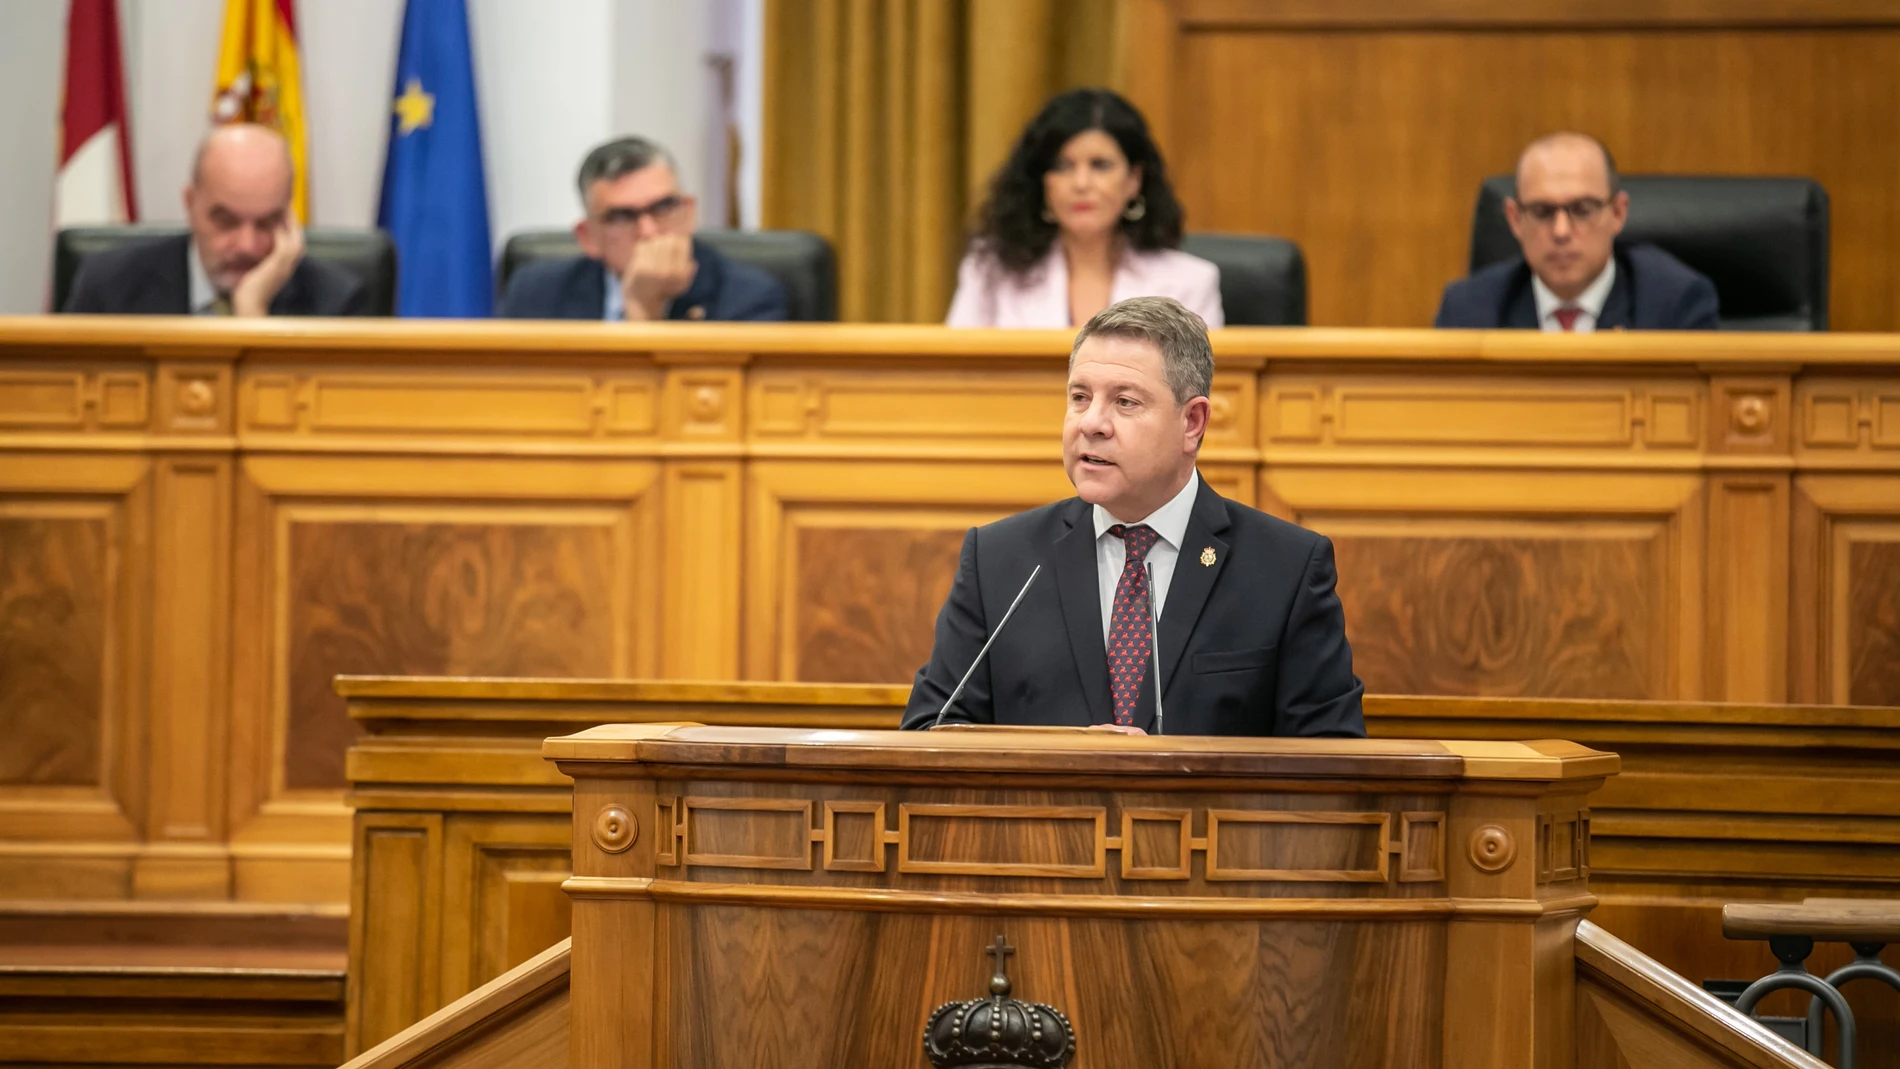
[339,678,1900,1055]
[546,724,1615,1069]
[3,318,1896,909]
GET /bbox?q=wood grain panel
[438,815,576,1005]
[663,910,1445,1069]
[286,521,618,791]
[347,818,442,1057]
[793,525,965,683]
[1176,0,1900,27]
[143,457,234,896]
[0,514,108,786]
[1329,527,1666,698]
[1163,26,1900,330]
[1790,477,1900,706]
[1706,478,1790,703]
[1847,538,1900,706]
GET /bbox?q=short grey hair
[575,136,678,205]
[1070,296,1214,405]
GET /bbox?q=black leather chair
[1468,176,1830,331]
[496,229,838,322]
[1180,232,1308,326]
[53,225,398,316]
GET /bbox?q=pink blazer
[944,245,1225,329]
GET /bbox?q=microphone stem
[930,564,1043,729]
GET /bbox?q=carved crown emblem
[923,936,1075,1069]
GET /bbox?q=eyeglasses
[1518,197,1611,227]
[595,195,685,229]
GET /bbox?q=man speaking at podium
[902,296,1364,737]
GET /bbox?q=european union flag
[377,0,492,317]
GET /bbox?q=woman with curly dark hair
[946,88,1221,328]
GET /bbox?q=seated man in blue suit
[1435,132,1718,332]
[499,137,786,322]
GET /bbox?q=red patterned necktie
[1553,306,1583,332]
[1106,523,1160,726]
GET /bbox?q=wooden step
[0,900,347,1067]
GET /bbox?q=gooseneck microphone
[1146,561,1163,736]
[929,564,1043,729]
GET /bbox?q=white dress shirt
[187,240,222,314]
[1532,258,1616,333]
[1092,470,1198,644]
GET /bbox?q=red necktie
[1106,524,1160,726]
[1553,306,1583,332]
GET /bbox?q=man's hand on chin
[230,219,305,317]
[619,234,697,321]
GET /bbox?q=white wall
[0,0,68,313]
[0,0,763,314]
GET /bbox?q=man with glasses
[1434,132,1718,331]
[499,136,786,321]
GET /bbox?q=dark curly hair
[969,88,1185,276]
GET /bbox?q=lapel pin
[1199,546,1217,567]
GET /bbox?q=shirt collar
[1091,469,1199,551]
[187,239,220,314]
[1531,255,1617,327]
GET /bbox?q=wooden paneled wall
[2,317,1898,908]
[1117,0,1900,330]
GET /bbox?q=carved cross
[987,934,1015,974]
[986,933,1016,996]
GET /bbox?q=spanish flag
[210,0,309,221]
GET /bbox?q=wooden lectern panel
[666,910,1445,1067]
[342,922,1828,1069]
[547,725,1614,1069]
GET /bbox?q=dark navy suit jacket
[62,234,368,316]
[1434,243,1719,330]
[901,477,1365,738]
[497,239,787,321]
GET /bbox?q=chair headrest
[1179,233,1307,327]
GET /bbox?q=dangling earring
[1040,206,1057,224]
[1122,195,1147,222]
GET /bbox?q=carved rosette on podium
[924,935,1076,1069]
[545,725,1616,1069]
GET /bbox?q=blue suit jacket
[901,477,1365,738]
[497,239,788,321]
[1434,243,1719,330]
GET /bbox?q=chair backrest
[496,229,838,322]
[54,225,398,316]
[1179,233,1308,327]
[1469,176,1830,332]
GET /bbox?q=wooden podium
[544,725,1616,1069]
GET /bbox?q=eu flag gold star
[393,77,434,135]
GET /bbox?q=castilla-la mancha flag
[56,0,139,226]
[211,0,309,221]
